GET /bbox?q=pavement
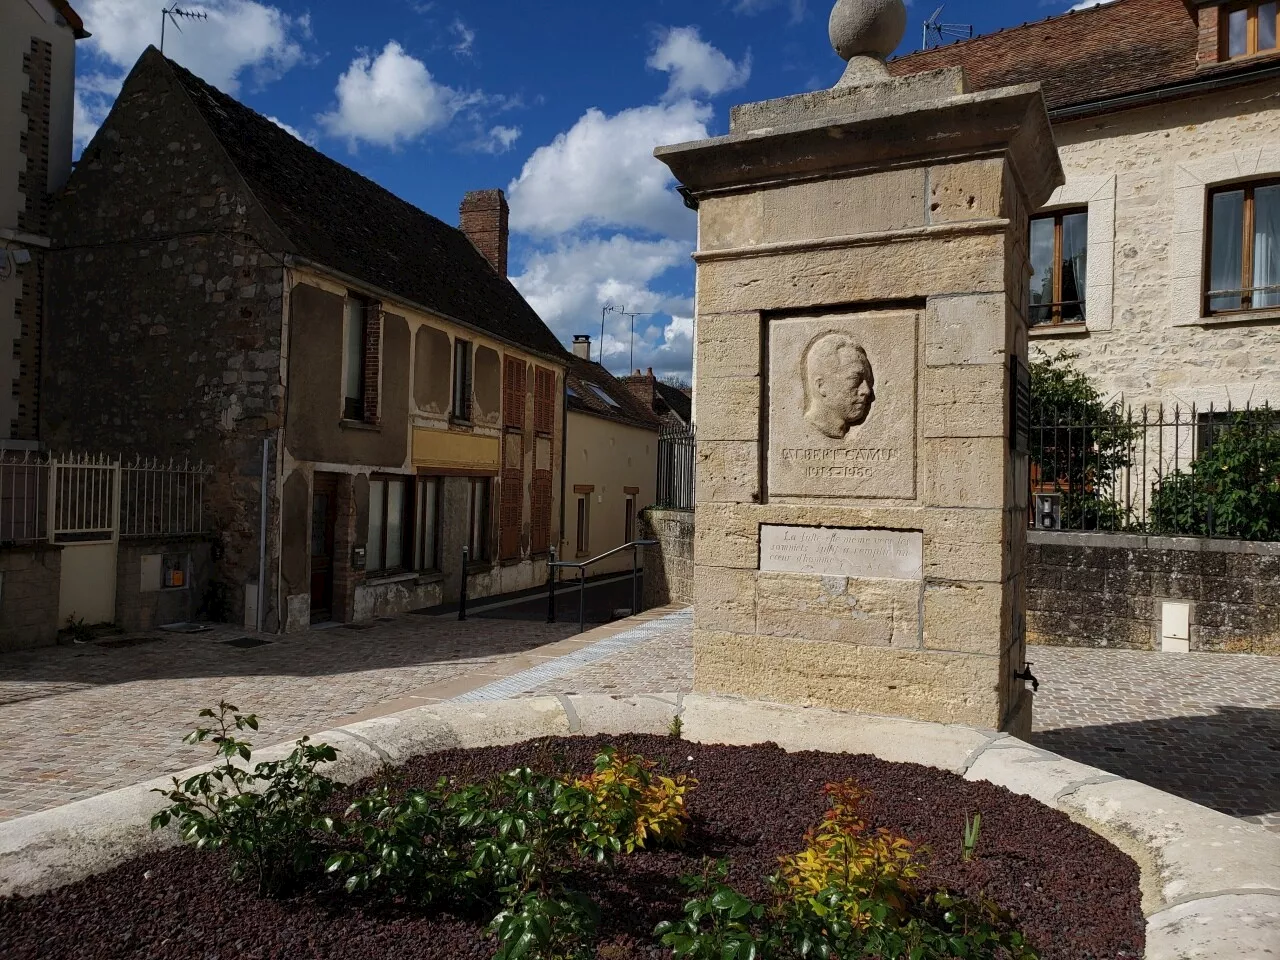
[0,602,1276,833]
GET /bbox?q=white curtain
[1210,191,1245,312]
[1062,212,1088,322]
[1253,185,1280,308]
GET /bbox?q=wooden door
[310,475,338,621]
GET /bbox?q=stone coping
[2,695,1276,958]
[1029,528,1280,556]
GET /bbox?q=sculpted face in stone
[802,333,876,439]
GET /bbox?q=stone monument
[655,0,1062,734]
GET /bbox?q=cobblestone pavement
[0,616,577,822]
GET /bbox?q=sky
[69,0,1113,379]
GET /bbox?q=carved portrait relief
[802,333,876,439]
[768,312,917,500]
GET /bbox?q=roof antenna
[161,4,209,55]
[922,4,972,50]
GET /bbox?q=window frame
[366,474,412,577]
[466,477,491,563]
[1204,176,1280,316]
[414,476,441,574]
[342,295,369,421]
[575,493,591,557]
[453,338,474,422]
[624,494,636,544]
[1029,208,1090,327]
[1220,2,1279,60]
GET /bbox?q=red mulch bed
[0,734,1144,959]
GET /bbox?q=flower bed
[1,723,1143,959]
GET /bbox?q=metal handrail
[547,539,658,634]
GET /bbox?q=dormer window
[1222,3,1278,60]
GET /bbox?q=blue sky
[71,0,1105,378]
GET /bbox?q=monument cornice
[691,217,1012,264]
[655,83,1063,212]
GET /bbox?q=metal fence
[0,453,210,545]
[1029,402,1280,540]
[657,423,696,510]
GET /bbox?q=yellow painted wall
[563,410,658,577]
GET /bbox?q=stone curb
[2,694,1277,958]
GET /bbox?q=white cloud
[507,99,710,238]
[266,115,314,144]
[511,236,691,345]
[450,18,476,57]
[467,125,522,154]
[318,41,477,149]
[1067,0,1119,8]
[733,0,807,23]
[79,0,307,92]
[73,71,123,148]
[648,26,751,101]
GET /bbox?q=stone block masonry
[42,51,289,630]
[641,508,694,609]
[1028,530,1280,655]
[0,545,61,653]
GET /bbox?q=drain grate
[222,636,272,649]
[98,636,163,650]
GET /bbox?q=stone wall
[1028,531,1280,655]
[43,52,287,629]
[0,544,61,652]
[115,537,214,633]
[1032,77,1280,411]
[640,508,693,609]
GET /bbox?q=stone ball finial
[829,0,907,86]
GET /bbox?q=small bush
[151,702,341,893]
[570,747,695,853]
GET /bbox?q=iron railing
[547,540,657,635]
[1028,401,1279,540]
[657,423,695,510]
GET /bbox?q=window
[1222,3,1278,60]
[530,473,552,556]
[534,366,557,435]
[624,495,636,544]
[587,384,621,408]
[466,477,490,562]
[367,476,410,575]
[343,297,367,420]
[414,477,440,572]
[453,339,473,421]
[503,356,527,430]
[1206,179,1280,314]
[1029,210,1088,325]
[576,494,591,556]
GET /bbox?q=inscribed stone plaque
[760,526,923,581]
[768,311,917,499]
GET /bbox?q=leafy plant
[151,702,341,893]
[655,860,776,960]
[668,714,685,739]
[961,812,982,863]
[570,747,694,853]
[1150,409,1280,540]
[63,614,94,644]
[491,891,599,960]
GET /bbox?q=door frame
[310,474,339,622]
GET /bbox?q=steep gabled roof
[652,379,692,426]
[149,49,566,359]
[888,0,1269,117]
[567,358,661,431]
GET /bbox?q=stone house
[892,0,1280,413]
[1,0,86,447]
[42,48,569,632]
[564,339,660,576]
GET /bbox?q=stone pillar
[655,0,1061,734]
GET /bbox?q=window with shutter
[533,367,556,436]
[503,356,527,430]
[530,472,552,556]
[500,433,524,562]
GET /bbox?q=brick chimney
[459,189,510,277]
[621,367,656,411]
[572,335,592,360]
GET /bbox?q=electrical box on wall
[1161,600,1191,654]
[1035,494,1062,531]
[352,546,367,571]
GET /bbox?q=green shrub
[1150,411,1280,540]
[655,860,776,960]
[151,702,341,893]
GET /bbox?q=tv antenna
[599,303,624,366]
[161,4,209,54]
[922,5,972,50]
[619,309,657,375]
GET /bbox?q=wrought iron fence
[657,423,695,510]
[1028,401,1280,541]
[0,453,211,545]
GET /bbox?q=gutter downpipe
[257,437,270,632]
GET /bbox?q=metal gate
[51,455,121,625]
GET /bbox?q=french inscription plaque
[760,526,923,581]
[768,312,917,499]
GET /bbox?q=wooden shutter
[533,367,556,435]
[530,472,552,556]
[499,431,524,561]
[503,357,527,430]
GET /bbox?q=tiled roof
[888,0,1271,115]
[152,49,566,359]
[51,0,89,38]
[652,380,693,426]
[567,358,661,431]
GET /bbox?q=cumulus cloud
[648,26,751,101]
[266,115,314,144]
[318,41,479,149]
[507,99,710,238]
[467,125,522,154]
[72,0,309,146]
